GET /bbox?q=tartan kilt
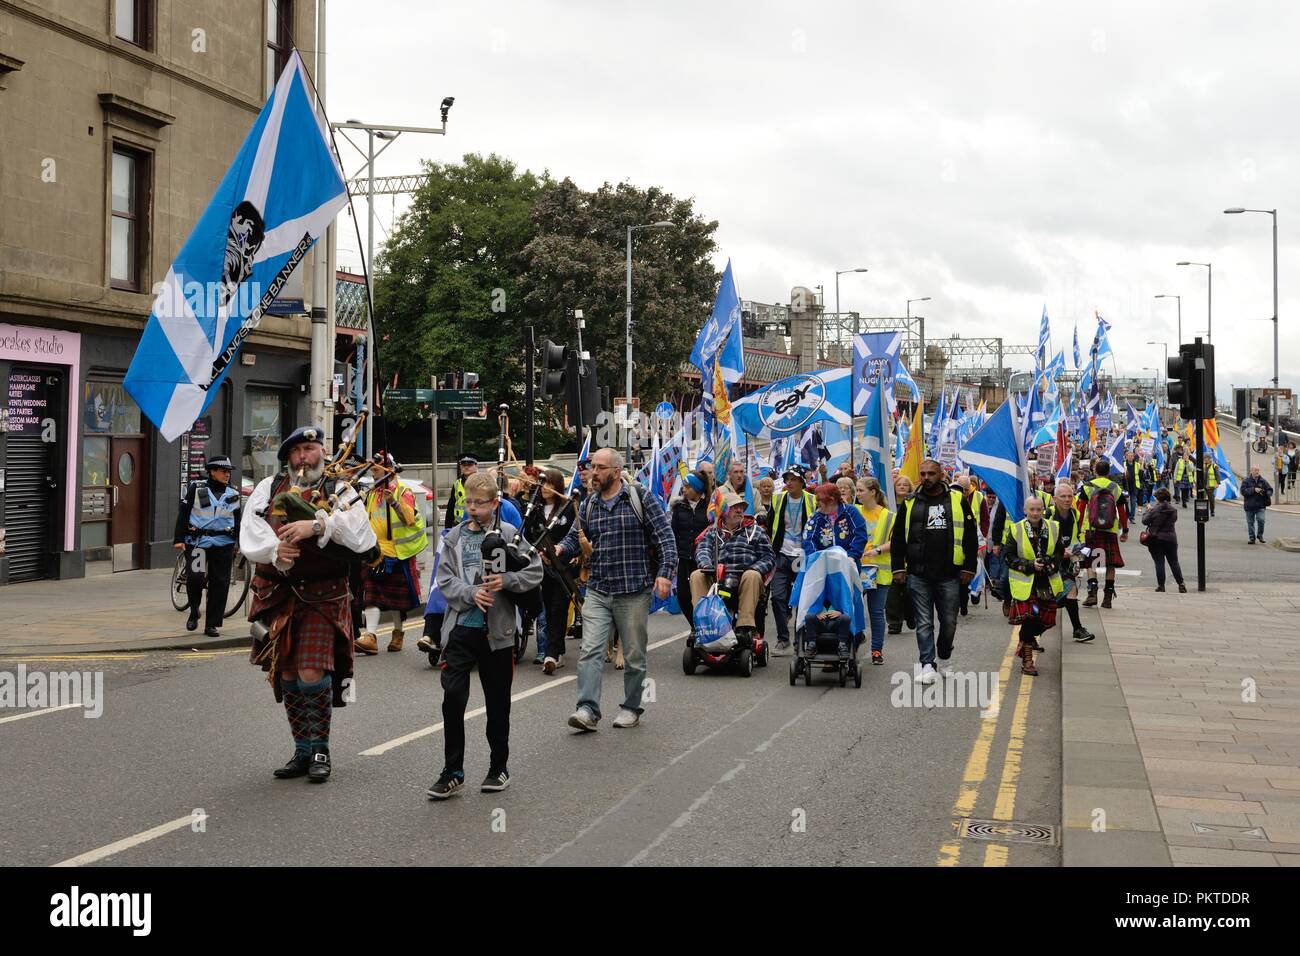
[248,572,355,698]
[1009,598,1057,628]
[361,556,422,611]
[1085,530,1125,568]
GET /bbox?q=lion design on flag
[217,200,266,310]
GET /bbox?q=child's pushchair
[788,547,867,688]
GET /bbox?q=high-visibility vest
[1205,462,1219,488]
[452,478,468,525]
[368,482,428,559]
[970,490,985,524]
[856,505,895,586]
[770,490,815,546]
[902,489,966,568]
[1007,518,1064,601]
[188,482,239,549]
[1051,506,1081,548]
[1174,459,1193,483]
[1080,476,1122,533]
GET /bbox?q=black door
[4,368,62,582]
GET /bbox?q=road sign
[383,388,484,411]
[655,401,674,420]
[1262,388,1292,399]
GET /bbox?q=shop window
[244,388,289,484]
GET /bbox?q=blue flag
[568,432,591,495]
[1037,305,1051,368]
[861,376,896,510]
[958,396,1030,523]
[853,330,919,416]
[125,52,348,440]
[689,260,745,385]
[1072,321,1081,369]
[731,367,852,439]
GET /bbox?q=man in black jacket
[890,459,977,684]
[1242,465,1272,544]
[671,472,711,629]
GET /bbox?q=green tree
[373,153,547,426]
[519,178,719,413]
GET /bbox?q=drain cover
[1192,823,1265,839]
[959,819,1058,845]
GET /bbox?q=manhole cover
[959,819,1058,845]
[1192,823,1266,839]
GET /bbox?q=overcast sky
[326,0,1298,400]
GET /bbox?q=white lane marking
[1115,569,1142,576]
[52,814,195,867]
[0,703,82,725]
[358,628,691,757]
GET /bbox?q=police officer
[174,455,241,636]
[444,454,479,530]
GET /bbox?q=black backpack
[583,480,662,578]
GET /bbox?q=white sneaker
[937,658,955,678]
[567,707,598,732]
[612,708,640,728]
[914,663,937,685]
[543,655,563,674]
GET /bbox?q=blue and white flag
[1125,401,1141,437]
[1101,431,1127,476]
[568,432,591,495]
[125,51,348,440]
[861,376,896,511]
[1091,313,1114,365]
[731,367,853,439]
[797,425,820,471]
[958,395,1030,523]
[1072,321,1081,369]
[689,260,745,385]
[852,331,919,416]
[1044,349,1066,382]
[1212,444,1240,501]
[821,419,853,476]
[1023,375,1047,452]
[789,547,867,636]
[1056,450,1072,481]
[1037,305,1051,368]
[928,388,948,447]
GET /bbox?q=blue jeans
[576,587,651,720]
[1246,508,1265,542]
[769,553,798,644]
[534,608,548,661]
[907,575,960,666]
[866,586,887,652]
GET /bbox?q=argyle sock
[281,678,310,757]
[299,675,333,750]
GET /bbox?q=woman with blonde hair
[885,474,916,637]
[854,476,894,665]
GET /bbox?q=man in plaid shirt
[555,447,677,731]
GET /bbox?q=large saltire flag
[821,419,853,476]
[898,401,925,484]
[731,367,853,439]
[125,51,348,440]
[1037,305,1052,368]
[958,394,1030,523]
[1073,320,1081,369]
[852,331,919,416]
[689,260,745,385]
[861,374,897,511]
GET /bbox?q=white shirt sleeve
[239,477,284,568]
[321,496,378,554]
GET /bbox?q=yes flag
[689,260,745,385]
[731,367,853,439]
[125,51,348,440]
[958,395,1030,524]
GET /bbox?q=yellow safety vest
[902,489,966,568]
[452,478,467,524]
[970,490,984,522]
[1080,476,1122,533]
[1174,459,1194,484]
[1051,506,1081,548]
[368,482,428,559]
[1007,518,1064,601]
[1205,462,1218,488]
[770,490,815,546]
[856,505,895,586]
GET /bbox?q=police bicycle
[170,547,252,618]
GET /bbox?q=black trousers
[184,544,232,628]
[676,559,698,629]
[885,579,915,631]
[541,574,572,658]
[440,625,513,774]
[1147,540,1184,588]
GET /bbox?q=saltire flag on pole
[125,51,348,440]
[568,431,591,495]
[1101,431,1127,476]
[861,375,896,510]
[1073,320,1081,369]
[958,394,1030,524]
[1037,305,1052,368]
[821,419,853,476]
[1044,349,1066,382]
[852,331,919,416]
[797,426,820,472]
[689,260,745,385]
[731,367,853,439]
[1056,450,1073,481]
[928,388,948,447]
[898,401,925,484]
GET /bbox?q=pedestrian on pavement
[1079,457,1129,609]
[890,459,977,685]
[444,455,479,530]
[556,447,677,732]
[242,426,378,784]
[428,472,543,798]
[691,490,774,647]
[1204,456,1219,517]
[356,455,427,655]
[762,467,817,656]
[1122,450,1142,521]
[886,474,918,635]
[671,472,712,633]
[855,476,894,665]
[1005,495,1066,676]
[1051,482,1094,642]
[174,454,241,637]
[1140,487,1187,593]
[1287,441,1298,494]
[525,467,578,674]
[1275,447,1288,501]
[1242,465,1273,544]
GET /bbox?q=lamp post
[835,268,869,334]
[1154,294,1182,344]
[625,220,675,453]
[1224,207,1279,447]
[1147,340,1168,393]
[907,297,930,376]
[332,105,452,456]
[1176,260,1211,343]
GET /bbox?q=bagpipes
[480,405,544,616]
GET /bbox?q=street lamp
[835,268,869,333]
[625,220,675,446]
[332,109,452,456]
[907,297,930,318]
[907,297,930,376]
[1154,294,1182,344]
[1176,260,1212,342]
[1147,340,1168,393]
[1224,207,1280,446]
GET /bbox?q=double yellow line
[936,625,1037,867]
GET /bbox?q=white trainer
[612,708,640,728]
[567,707,597,732]
[543,655,563,674]
[915,663,937,685]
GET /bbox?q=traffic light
[540,340,567,397]
[1166,340,1215,420]
[566,355,600,427]
[1257,396,1271,423]
[463,371,487,419]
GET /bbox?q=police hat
[205,455,233,471]
[457,454,479,467]
[277,425,326,462]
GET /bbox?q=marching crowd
[158,413,1268,797]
